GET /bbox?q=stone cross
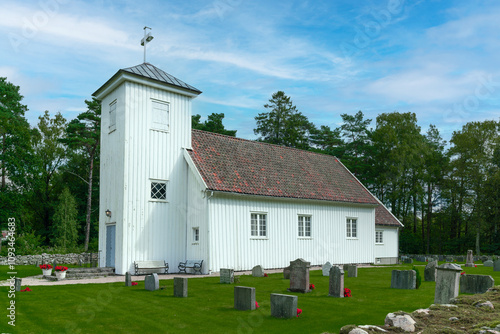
[234,286,256,311]
[434,263,462,304]
[251,265,264,277]
[174,277,188,297]
[220,268,234,284]
[270,293,297,318]
[288,258,310,293]
[145,273,159,291]
[322,262,332,277]
[328,266,344,298]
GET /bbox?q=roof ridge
[191,129,339,160]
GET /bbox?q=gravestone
[424,261,437,282]
[174,277,188,297]
[438,255,445,261]
[288,258,310,293]
[220,268,234,284]
[465,250,474,267]
[125,272,132,286]
[484,260,494,267]
[459,274,494,294]
[234,286,256,311]
[403,258,413,264]
[343,264,349,271]
[270,293,298,318]
[416,256,426,262]
[480,255,489,262]
[14,278,22,292]
[328,266,344,298]
[252,265,264,277]
[434,263,462,304]
[456,256,465,262]
[347,264,358,278]
[390,270,416,289]
[322,262,332,277]
[494,259,500,272]
[283,266,290,279]
[145,273,159,291]
[446,256,454,262]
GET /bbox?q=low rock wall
[0,252,99,266]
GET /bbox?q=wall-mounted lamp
[105,209,112,218]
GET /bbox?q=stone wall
[0,252,99,266]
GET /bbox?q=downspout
[206,190,214,274]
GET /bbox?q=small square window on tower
[150,180,167,201]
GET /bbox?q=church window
[251,213,267,237]
[150,181,167,200]
[193,227,199,242]
[346,218,357,238]
[376,230,383,244]
[298,215,311,237]
[151,99,169,131]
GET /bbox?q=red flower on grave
[309,284,315,290]
[296,308,302,317]
[460,272,465,275]
[264,273,268,277]
[475,265,477,267]
[20,287,32,292]
[255,301,259,308]
[131,282,138,286]
[39,264,52,270]
[344,288,352,297]
[55,266,68,272]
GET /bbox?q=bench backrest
[135,260,166,268]
[185,260,203,266]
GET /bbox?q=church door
[106,225,116,267]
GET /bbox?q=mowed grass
[1,262,499,334]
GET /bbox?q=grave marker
[270,293,298,318]
[434,263,462,304]
[234,286,256,311]
[145,273,159,291]
[288,258,310,293]
[328,266,344,298]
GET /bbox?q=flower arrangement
[39,264,52,270]
[255,301,259,308]
[20,287,32,292]
[344,288,352,297]
[55,266,68,272]
[131,282,138,286]
[296,308,302,317]
[264,273,268,277]
[460,271,465,275]
[309,283,315,290]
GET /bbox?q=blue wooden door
[106,225,116,267]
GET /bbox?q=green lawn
[1,263,499,334]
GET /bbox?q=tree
[309,125,344,156]
[254,91,313,149]
[53,187,78,250]
[60,98,101,251]
[192,113,236,136]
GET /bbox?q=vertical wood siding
[374,227,399,259]
[207,194,375,272]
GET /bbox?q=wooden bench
[178,260,203,274]
[134,260,169,275]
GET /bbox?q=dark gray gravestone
[220,268,234,284]
[270,293,297,318]
[343,264,349,271]
[328,266,344,298]
[322,262,332,277]
[403,258,413,264]
[484,260,494,267]
[424,261,437,282]
[434,263,462,304]
[234,286,256,311]
[14,278,22,292]
[347,264,358,278]
[251,265,264,277]
[494,260,500,272]
[288,258,310,293]
[459,275,494,294]
[465,250,474,267]
[283,266,290,279]
[125,272,132,287]
[145,273,159,291]
[174,277,188,297]
[390,270,416,289]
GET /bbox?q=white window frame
[375,230,383,244]
[149,179,168,202]
[192,227,199,243]
[346,217,358,239]
[151,99,170,132]
[250,212,267,239]
[298,215,312,238]
[109,100,117,133]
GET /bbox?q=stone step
[65,267,114,274]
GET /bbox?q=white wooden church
[93,63,402,275]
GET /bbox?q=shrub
[412,265,422,289]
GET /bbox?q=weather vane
[141,26,154,63]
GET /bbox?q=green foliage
[192,112,236,136]
[254,91,313,149]
[14,230,44,255]
[52,187,78,250]
[412,265,422,289]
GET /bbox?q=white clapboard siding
[375,226,399,260]
[207,193,375,272]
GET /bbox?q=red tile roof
[375,205,402,227]
[188,130,380,205]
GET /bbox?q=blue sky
[1,0,499,142]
